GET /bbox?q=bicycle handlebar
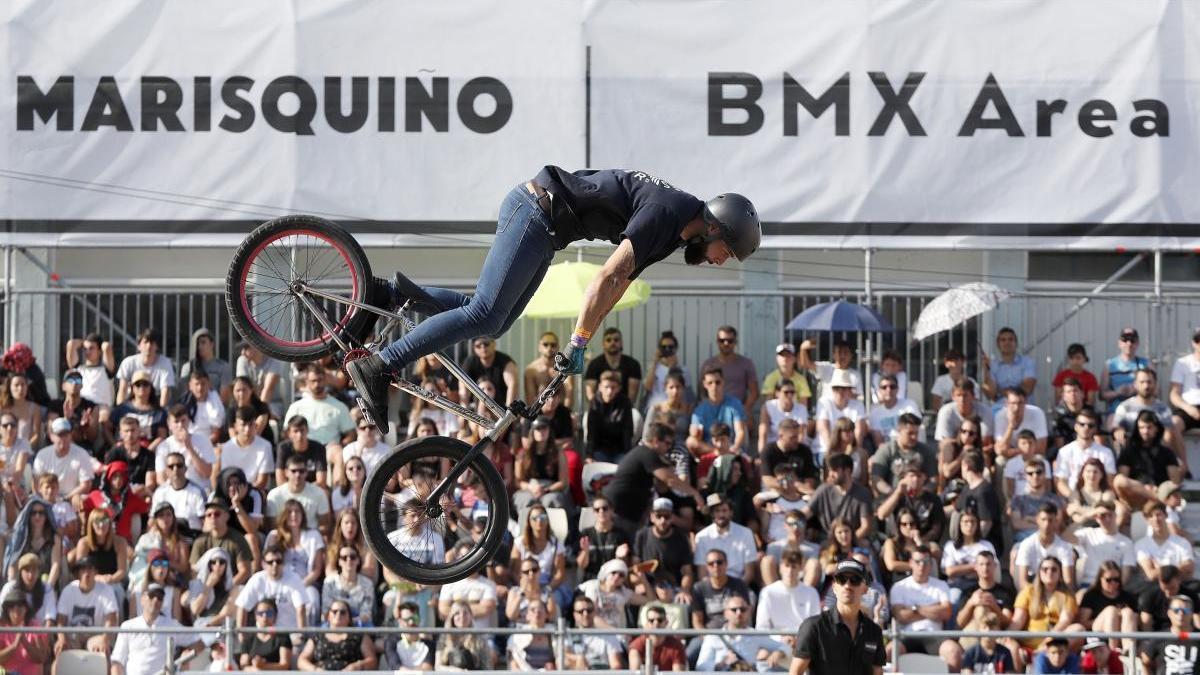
[516,371,569,420]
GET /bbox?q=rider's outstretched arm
[574,239,636,338]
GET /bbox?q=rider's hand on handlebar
[555,343,586,375]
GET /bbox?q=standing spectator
[105,417,157,497]
[994,387,1049,459]
[237,598,294,670]
[178,327,233,404]
[215,406,275,491]
[284,365,354,454]
[628,604,687,672]
[604,423,703,533]
[1053,343,1098,406]
[931,349,977,410]
[264,500,324,625]
[155,405,215,494]
[871,351,910,405]
[0,374,43,449]
[1011,556,1082,653]
[116,328,176,407]
[1015,504,1077,589]
[870,413,938,497]
[65,333,116,407]
[695,596,788,672]
[700,325,758,412]
[435,601,497,670]
[759,379,810,452]
[935,379,994,456]
[266,455,332,535]
[982,327,1037,405]
[1135,500,1194,583]
[585,370,636,462]
[643,330,689,411]
[804,453,874,541]
[179,369,224,444]
[1065,500,1136,587]
[890,545,962,669]
[236,544,307,630]
[33,418,96,508]
[756,547,821,641]
[762,342,812,405]
[110,582,199,675]
[235,342,286,418]
[46,370,102,452]
[1053,410,1116,497]
[695,494,759,584]
[275,415,327,488]
[585,327,643,403]
[953,448,1003,555]
[111,370,168,445]
[688,366,748,454]
[1100,327,1150,418]
[868,374,922,447]
[297,599,378,671]
[524,331,574,405]
[507,600,556,670]
[460,337,518,407]
[814,369,868,456]
[1049,377,1090,455]
[577,495,631,580]
[633,498,695,594]
[805,339,862,401]
[1170,328,1200,436]
[792,558,887,675]
[54,555,118,655]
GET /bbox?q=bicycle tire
[360,435,509,585]
[225,215,375,362]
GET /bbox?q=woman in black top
[1077,560,1138,651]
[1117,410,1182,485]
[513,419,570,513]
[239,598,292,670]
[297,600,378,671]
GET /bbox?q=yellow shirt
[762,370,812,399]
[1015,586,1077,648]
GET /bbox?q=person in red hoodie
[84,461,149,543]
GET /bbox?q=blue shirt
[691,395,746,442]
[1104,355,1151,414]
[962,643,1015,674]
[992,353,1038,404]
[1033,652,1080,674]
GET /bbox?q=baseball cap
[0,588,26,607]
[775,343,795,355]
[834,558,867,580]
[147,548,169,565]
[1158,481,1182,502]
[72,555,97,571]
[131,370,153,385]
[62,369,82,382]
[652,497,674,513]
[1193,328,1200,343]
[145,583,166,599]
[49,417,72,435]
[1119,327,1139,341]
[705,493,727,508]
[531,416,552,430]
[1082,638,1107,652]
[151,500,175,517]
[204,496,232,513]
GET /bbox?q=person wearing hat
[47,366,103,449]
[1169,328,1200,435]
[1100,327,1151,416]
[760,375,812,456]
[189,496,253,585]
[54,555,119,655]
[578,558,642,631]
[83,459,150,542]
[694,492,759,584]
[1079,636,1122,674]
[115,327,177,408]
[1052,343,1099,407]
[0,585,49,672]
[633,497,694,596]
[111,581,201,675]
[179,327,234,404]
[813,368,868,456]
[762,342,813,404]
[31,416,97,509]
[1,552,55,625]
[791,558,887,675]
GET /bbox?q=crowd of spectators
[0,320,1195,673]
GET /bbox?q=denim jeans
[379,185,556,368]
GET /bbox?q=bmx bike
[225,215,566,585]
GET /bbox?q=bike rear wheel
[226,215,375,362]
[360,435,509,585]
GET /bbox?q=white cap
[651,497,674,513]
[828,369,855,389]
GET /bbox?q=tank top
[529,447,558,482]
[91,546,118,575]
[312,633,363,670]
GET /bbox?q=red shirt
[1081,649,1123,674]
[628,635,686,671]
[1052,368,1099,394]
[83,490,149,542]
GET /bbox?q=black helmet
[701,193,761,261]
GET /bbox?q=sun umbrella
[785,300,895,333]
[912,282,1011,341]
[521,261,652,319]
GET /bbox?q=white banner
[0,0,585,222]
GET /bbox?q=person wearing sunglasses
[583,327,642,404]
[235,544,307,632]
[563,595,625,670]
[0,412,31,493]
[762,342,812,411]
[1006,448,1065,545]
[266,455,333,537]
[697,325,758,413]
[867,373,922,449]
[793,558,887,675]
[237,597,293,670]
[629,603,687,671]
[696,595,787,672]
[644,330,689,411]
[1111,367,1188,471]
[297,599,378,671]
[1140,594,1200,675]
[1052,409,1115,499]
[192,497,258,589]
[458,337,519,410]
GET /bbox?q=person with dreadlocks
[83,461,149,544]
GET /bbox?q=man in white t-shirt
[814,369,868,455]
[266,455,332,535]
[1135,500,1195,582]
[437,544,499,628]
[150,467,207,535]
[65,334,116,407]
[1002,430,1052,499]
[284,366,355,450]
[889,546,962,669]
[235,545,307,630]
[1170,329,1200,433]
[993,387,1048,458]
[1062,500,1135,586]
[804,339,862,400]
[1014,503,1076,589]
[934,380,994,454]
[111,583,201,675]
[156,405,216,493]
[184,369,226,443]
[930,350,979,409]
[755,547,821,644]
[1052,409,1116,497]
[694,494,759,584]
[116,327,176,407]
[55,555,119,653]
[33,417,97,508]
[868,373,922,446]
[216,406,275,490]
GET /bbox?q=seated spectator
[994,387,1049,460]
[1076,560,1138,654]
[1008,462,1065,545]
[1049,377,1090,456]
[1081,636,1125,674]
[755,547,821,643]
[297,599,378,671]
[284,365,353,453]
[940,416,985,492]
[227,375,273,446]
[871,350,910,404]
[508,599,556,670]
[3,499,63,587]
[807,339,862,400]
[565,595,625,670]
[264,499,324,625]
[629,603,687,672]
[762,341,811,405]
[1003,429,1053,500]
[32,474,78,544]
[155,405,216,494]
[104,416,157,498]
[870,413,938,497]
[1139,564,1200,632]
[407,378,462,441]
[150,454,207,537]
[189,497,253,585]
[183,548,235,641]
[129,547,182,621]
[322,544,375,626]
[1111,368,1184,459]
[760,509,820,587]
[524,331,572,404]
[941,509,996,600]
[1100,327,1149,414]
[1170,329,1200,436]
[585,327,643,403]
[110,582,199,675]
[814,369,867,457]
[1118,410,1183,486]
[1032,637,1080,675]
[981,327,1037,406]
[216,406,275,491]
[1011,556,1083,653]
[580,558,646,630]
[178,327,233,401]
[326,507,378,583]
[1160,482,1190,540]
[754,466,811,544]
[1053,343,1099,406]
[804,453,874,542]
[510,504,568,611]
[891,545,962,669]
[505,557,558,625]
[759,418,818,494]
[689,366,748,454]
[83,460,149,543]
[694,494,758,584]
[0,374,42,451]
[513,417,570,515]
[1015,504,1077,589]
[65,333,116,407]
[956,552,1018,641]
[331,455,366,515]
[696,596,788,672]
[341,411,389,479]
[953,451,1004,552]
[1135,500,1194,583]
[645,370,692,444]
[824,417,871,487]
[877,460,945,551]
[691,548,752,631]
[701,431,757,525]
[55,555,118,655]
[960,613,1016,674]
[1140,594,1200,675]
[1066,457,1118,525]
[274,415,327,489]
[759,370,809,453]
[68,510,131,604]
[237,597,293,670]
[236,544,306,630]
[0,412,31,495]
[116,328,175,406]
[33,417,96,509]
[1,553,55,626]
[436,543,497,627]
[435,600,497,670]
[868,374,922,447]
[180,369,225,444]
[212,467,265,550]
[643,331,688,409]
[936,379,995,458]
[930,349,975,410]
[459,337,518,408]
[633,498,695,596]
[578,495,631,580]
[1054,409,1116,498]
[1064,500,1135,588]
[585,370,636,463]
[133,500,191,582]
[112,370,169,446]
[267,455,332,535]
[50,369,104,452]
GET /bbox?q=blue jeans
[379,185,556,368]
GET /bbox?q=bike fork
[424,410,517,509]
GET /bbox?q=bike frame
[294,283,566,511]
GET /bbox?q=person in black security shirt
[791,558,886,675]
[350,167,761,434]
[602,422,705,533]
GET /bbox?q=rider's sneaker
[347,354,393,435]
[369,276,399,311]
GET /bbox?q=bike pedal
[356,397,377,428]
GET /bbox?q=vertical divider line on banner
[585,44,592,167]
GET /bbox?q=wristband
[570,332,590,348]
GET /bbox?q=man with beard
[633,498,695,599]
[584,327,642,403]
[349,168,760,434]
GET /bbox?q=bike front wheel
[226,215,375,362]
[360,435,510,585]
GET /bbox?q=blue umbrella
[785,300,895,333]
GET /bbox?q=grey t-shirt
[699,355,759,407]
[934,401,994,441]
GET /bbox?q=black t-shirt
[1143,638,1200,675]
[634,525,692,588]
[584,354,644,393]
[533,167,704,279]
[238,633,290,664]
[103,446,157,487]
[1080,587,1136,618]
[1139,586,1200,631]
[275,440,329,484]
[957,580,1017,618]
[760,442,819,482]
[603,444,670,522]
[1049,403,1083,456]
[580,525,631,578]
[794,608,887,675]
[521,404,574,443]
[955,480,1004,552]
[462,352,515,406]
[1117,443,1178,485]
[690,576,752,628]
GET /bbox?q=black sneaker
[368,276,399,311]
[347,354,392,435]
